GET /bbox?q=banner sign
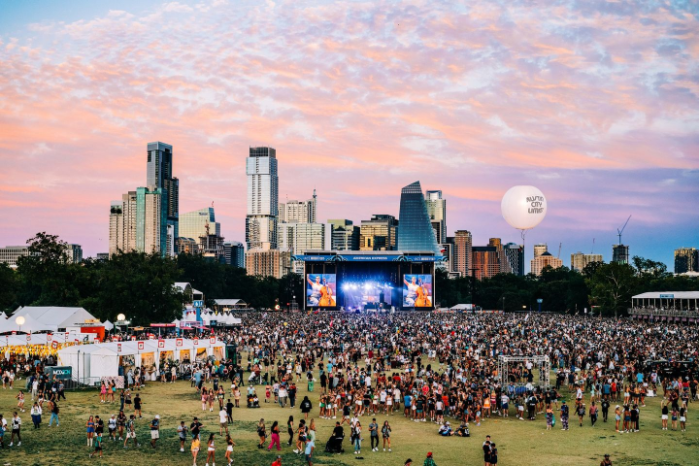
[26,335,31,342]
[193,338,199,346]
[158,340,165,349]
[117,343,122,353]
[47,334,53,343]
[176,338,183,347]
[209,337,216,344]
[46,366,72,380]
[659,294,674,299]
[138,342,145,350]
[51,341,58,349]
[193,300,204,308]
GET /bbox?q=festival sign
[176,338,183,347]
[193,337,199,346]
[158,339,165,349]
[209,336,216,344]
[138,341,145,350]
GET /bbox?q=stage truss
[497,355,551,389]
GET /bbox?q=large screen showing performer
[306,274,337,307]
[403,274,433,308]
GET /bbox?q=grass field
[1,362,698,466]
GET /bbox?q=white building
[179,207,221,240]
[246,147,278,250]
[279,190,317,224]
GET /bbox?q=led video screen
[402,274,433,308]
[340,280,393,312]
[306,274,337,307]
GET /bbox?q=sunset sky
[1,0,697,269]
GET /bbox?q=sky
[0,0,698,270]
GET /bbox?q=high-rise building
[360,215,398,251]
[64,244,83,263]
[279,190,317,224]
[472,245,500,280]
[504,242,524,276]
[146,142,179,250]
[96,253,109,261]
[109,201,124,257]
[674,248,698,274]
[245,246,290,278]
[246,147,278,250]
[452,230,473,277]
[223,242,245,268]
[425,190,447,244]
[135,186,170,255]
[571,252,604,272]
[488,238,511,274]
[397,181,440,254]
[612,244,629,265]
[179,208,221,240]
[0,246,30,266]
[122,191,138,253]
[329,219,359,251]
[534,244,548,258]
[531,251,563,276]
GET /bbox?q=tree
[89,252,185,325]
[586,262,637,317]
[0,263,19,312]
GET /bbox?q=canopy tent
[103,320,114,331]
[11,306,99,331]
[57,338,226,383]
[630,292,699,318]
[0,314,57,333]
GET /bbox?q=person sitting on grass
[438,421,453,436]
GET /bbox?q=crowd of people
[0,311,696,465]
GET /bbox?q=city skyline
[1,1,697,268]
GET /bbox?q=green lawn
[1,366,698,466]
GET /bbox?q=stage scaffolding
[497,355,551,389]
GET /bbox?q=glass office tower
[397,181,440,254]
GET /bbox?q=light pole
[15,316,25,334]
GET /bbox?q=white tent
[57,338,226,383]
[0,314,57,333]
[12,306,99,331]
[103,320,114,331]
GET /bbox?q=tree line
[0,233,696,322]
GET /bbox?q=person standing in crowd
[30,402,41,429]
[0,414,6,448]
[191,434,201,466]
[108,414,117,441]
[226,399,234,423]
[48,401,59,427]
[9,412,21,447]
[353,420,362,455]
[286,415,294,446]
[590,402,598,427]
[86,415,95,447]
[219,406,228,436]
[268,420,281,451]
[178,420,188,452]
[124,414,138,449]
[560,401,569,431]
[305,434,315,466]
[89,430,103,459]
[224,434,235,466]
[600,453,612,466]
[149,414,160,448]
[205,433,216,466]
[257,418,266,449]
[382,420,392,452]
[134,393,142,418]
[369,417,379,452]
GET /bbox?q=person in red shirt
[272,454,282,466]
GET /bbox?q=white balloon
[501,185,547,230]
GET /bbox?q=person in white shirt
[219,408,228,435]
[30,403,42,429]
[10,412,21,447]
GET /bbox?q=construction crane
[591,238,595,254]
[617,215,631,245]
[558,242,562,259]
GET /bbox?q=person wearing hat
[149,414,160,448]
[423,451,437,466]
[271,454,282,466]
[600,453,612,466]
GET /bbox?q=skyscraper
[425,190,447,244]
[612,244,629,265]
[472,245,500,280]
[571,252,604,272]
[674,248,698,274]
[360,215,398,251]
[179,208,221,240]
[397,181,440,254]
[488,238,511,274]
[504,242,524,276]
[534,244,548,258]
[279,190,317,224]
[136,186,169,254]
[223,242,245,268]
[146,142,179,249]
[109,201,124,257]
[329,219,359,251]
[246,147,278,250]
[452,230,473,277]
